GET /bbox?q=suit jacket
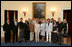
[46,22,53,32]
[29,23,34,32]
[3,23,12,32]
[18,22,24,29]
[12,22,18,32]
[24,23,30,32]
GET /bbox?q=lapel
[48,23,49,26]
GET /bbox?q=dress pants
[19,29,24,42]
[30,32,34,41]
[24,30,30,42]
[13,31,18,42]
[51,33,58,43]
[35,32,39,42]
[46,32,51,42]
[5,31,11,43]
[58,32,62,44]
[16,31,18,42]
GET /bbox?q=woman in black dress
[63,19,68,44]
[52,20,58,43]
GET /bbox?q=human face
[51,18,54,22]
[42,20,45,23]
[63,19,66,23]
[7,19,10,24]
[25,20,27,23]
[15,19,17,22]
[58,18,61,21]
[20,18,23,22]
[54,20,56,24]
[47,19,50,23]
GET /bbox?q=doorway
[4,10,18,24]
[63,10,71,36]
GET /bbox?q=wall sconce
[23,11,27,16]
[51,9,55,17]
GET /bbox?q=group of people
[3,17,68,44]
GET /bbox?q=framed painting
[32,2,46,19]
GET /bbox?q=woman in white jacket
[34,21,40,42]
[46,18,53,43]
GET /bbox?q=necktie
[48,23,49,26]
[15,22,17,26]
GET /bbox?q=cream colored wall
[1,1,71,25]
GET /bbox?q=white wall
[1,1,71,37]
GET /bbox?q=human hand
[66,31,68,33]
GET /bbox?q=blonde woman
[34,21,40,42]
[29,20,34,42]
[40,20,46,41]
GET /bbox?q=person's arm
[3,24,7,33]
[39,24,41,33]
[62,29,64,34]
[18,22,20,32]
[62,23,64,34]
[57,28,58,34]
[3,24,5,31]
[50,23,53,32]
[66,23,68,33]
[45,24,47,32]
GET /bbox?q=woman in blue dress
[40,20,46,41]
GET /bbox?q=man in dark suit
[18,18,24,43]
[3,18,12,43]
[12,19,18,43]
[24,20,30,42]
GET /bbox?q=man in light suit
[46,18,53,43]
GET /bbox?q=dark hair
[63,18,67,20]
[51,18,54,20]
[53,20,56,23]
[47,18,50,21]
[20,18,23,19]
[63,19,67,23]
[7,18,9,20]
[6,18,9,21]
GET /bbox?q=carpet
[1,42,71,46]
